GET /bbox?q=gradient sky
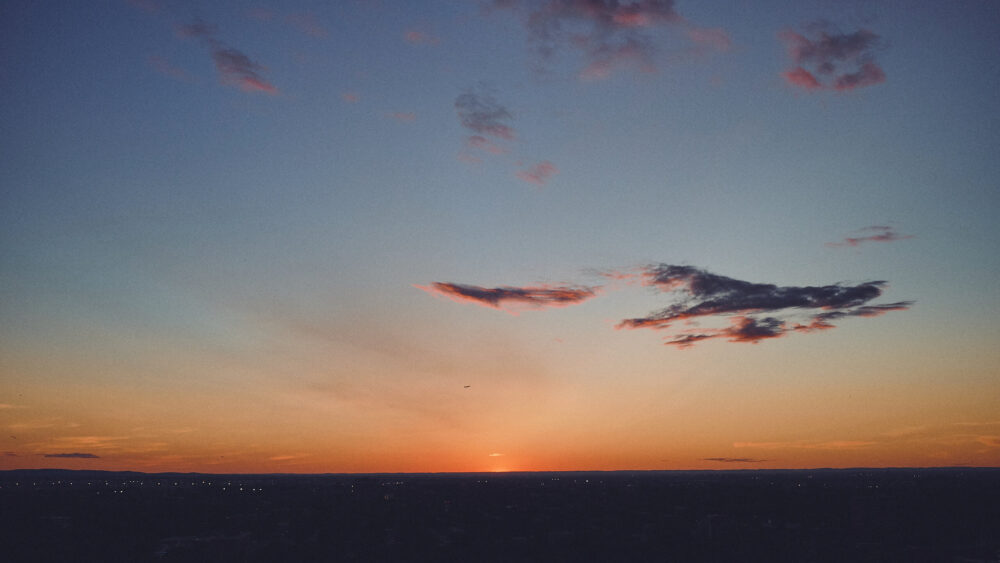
[2,0,999,473]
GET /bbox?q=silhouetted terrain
[1,468,998,562]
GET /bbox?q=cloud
[733,440,877,450]
[466,135,507,154]
[827,225,914,248]
[779,23,886,91]
[976,436,1000,448]
[703,457,767,463]
[388,112,416,122]
[516,161,558,185]
[177,21,278,94]
[0,404,27,410]
[148,55,192,82]
[455,88,516,140]
[341,91,360,103]
[4,452,16,457]
[491,0,726,78]
[43,452,100,459]
[286,13,327,37]
[404,30,441,45]
[416,282,599,312]
[616,264,911,347]
[421,263,909,347]
[489,453,504,457]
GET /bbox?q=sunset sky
[2,0,998,473]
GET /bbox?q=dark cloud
[421,263,910,347]
[780,23,886,91]
[3,452,16,457]
[455,88,516,140]
[827,226,914,248]
[416,282,599,311]
[617,264,911,347]
[43,452,100,459]
[178,21,277,94]
[703,457,767,463]
[491,0,727,78]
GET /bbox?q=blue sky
[2,0,998,471]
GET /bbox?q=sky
[1,0,999,473]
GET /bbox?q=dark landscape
[2,467,998,562]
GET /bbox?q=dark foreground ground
[1,468,998,562]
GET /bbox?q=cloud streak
[178,21,278,94]
[617,264,911,347]
[44,452,100,459]
[827,226,914,248]
[703,457,767,463]
[416,282,599,312]
[780,22,886,92]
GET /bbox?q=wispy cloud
[617,264,911,347]
[489,452,504,457]
[780,22,886,92]
[43,452,100,459]
[733,440,877,450]
[148,55,192,82]
[0,403,27,410]
[404,29,441,45]
[703,457,767,463]
[286,13,327,38]
[516,161,558,185]
[388,112,417,122]
[416,282,599,312]
[455,87,516,140]
[341,91,360,103]
[177,21,278,94]
[491,0,727,79]
[827,225,914,248]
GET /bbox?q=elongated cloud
[616,264,911,347]
[491,0,727,78]
[703,457,767,463]
[517,161,558,185]
[780,23,885,91]
[416,282,599,311]
[44,452,100,459]
[422,263,910,346]
[178,22,277,94]
[827,225,914,248]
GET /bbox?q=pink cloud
[404,30,440,45]
[493,0,727,79]
[516,161,558,185]
[779,24,886,92]
[178,21,278,95]
[834,61,886,91]
[783,66,821,90]
[827,225,914,247]
[466,135,506,154]
[212,47,278,94]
